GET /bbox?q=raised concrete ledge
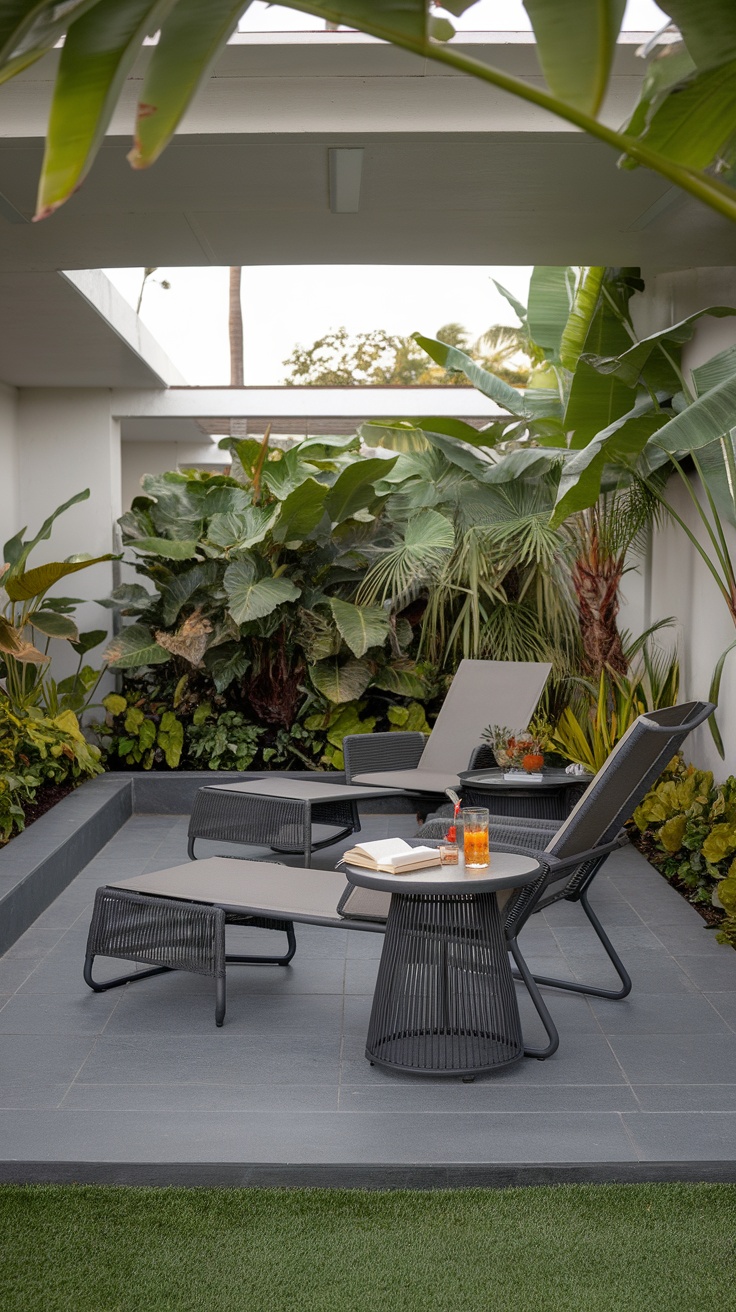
[0,777,132,957]
[1,1162,734,1188]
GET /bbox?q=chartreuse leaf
[413,333,530,417]
[329,597,390,659]
[129,1,255,169]
[0,1,103,86]
[37,0,176,218]
[524,0,626,115]
[559,267,605,371]
[104,623,170,669]
[5,555,115,602]
[224,558,300,625]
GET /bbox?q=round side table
[343,853,543,1079]
[459,767,592,821]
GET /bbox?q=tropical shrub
[631,756,736,946]
[95,669,433,775]
[0,703,104,846]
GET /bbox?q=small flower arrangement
[482,720,549,773]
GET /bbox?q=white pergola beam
[111,386,504,420]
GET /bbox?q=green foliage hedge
[0,704,103,847]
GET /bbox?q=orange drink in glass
[462,808,490,868]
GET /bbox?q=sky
[104,0,669,385]
[105,265,535,386]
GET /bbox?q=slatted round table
[343,851,543,1079]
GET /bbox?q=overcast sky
[105,0,668,385]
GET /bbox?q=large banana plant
[2,2,736,222]
[0,489,115,712]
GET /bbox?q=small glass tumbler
[438,822,459,866]
[462,807,490,868]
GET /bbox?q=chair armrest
[343,731,426,784]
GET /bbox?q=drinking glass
[461,807,490,868]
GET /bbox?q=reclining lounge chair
[343,658,551,795]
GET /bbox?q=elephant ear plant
[102,435,443,764]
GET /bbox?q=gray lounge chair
[418,700,713,1053]
[84,702,711,1056]
[343,658,551,794]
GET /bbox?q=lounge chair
[343,658,551,794]
[417,700,713,1053]
[84,702,711,1057]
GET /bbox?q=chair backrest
[546,701,714,864]
[419,659,552,774]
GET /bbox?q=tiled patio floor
[2,809,736,1180]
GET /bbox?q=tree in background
[229,267,244,387]
[283,323,531,387]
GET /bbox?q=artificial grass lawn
[1,1183,735,1311]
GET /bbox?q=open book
[339,837,441,874]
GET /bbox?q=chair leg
[83,953,172,993]
[512,890,632,1001]
[507,937,559,1060]
[226,921,296,967]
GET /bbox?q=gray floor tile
[344,958,380,995]
[608,1033,736,1085]
[703,992,736,1031]
[0,991,119,1035]
[0,1034,96,1084]
[623,1111,736,1161]
[633,1085,736,1111]
[0,1109,635,1163]
[589,993,729,1035]
[0,1082,69,1110]
[339,1083,639,1113]
[75,1033,342,1086]
[61,1083,340,1112]
[103,987,345,1037]
[675,951,736,991]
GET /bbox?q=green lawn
[1,1183,735,1311]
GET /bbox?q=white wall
[0,382,19,540]
[16,388,121,680]
[633,268,736,776]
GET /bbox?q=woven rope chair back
[546,702,713,868]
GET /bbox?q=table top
[205,779,404,802]
[459,767,592,791]
[342,849,543,896]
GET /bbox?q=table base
[365,890,523,1078]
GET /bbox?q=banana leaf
[526,265,574,359]
[661,1,736,69]
[621,57,736,173]
[413,333,530,417]
[647,372,736,455]
[37,0,176,218]
[523,0,626,115]
[129,0,254,169]
[552,398,669,525]
[0,0,103,86]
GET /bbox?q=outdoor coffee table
[188,778,403,866]
[459,767,592,822]
[343,850,543,1078]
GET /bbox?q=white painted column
[16,388,121,677]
